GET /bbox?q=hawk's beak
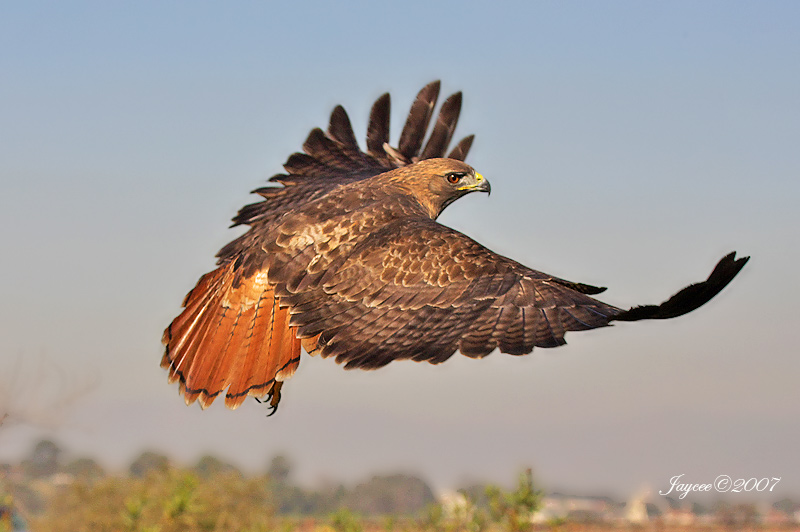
[460,173,491,195]
[474,173,491,195]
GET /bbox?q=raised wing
[216,81,474,281]
[279,219,748,369]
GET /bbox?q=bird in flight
[162,81,748,413]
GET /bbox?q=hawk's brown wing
[162,82,473,409]
[281,219,748,369]
[280,218,618,369]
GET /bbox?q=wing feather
[327,105,359,150]
[398,81,441,161]
[420,92,462,160]
[447,134,474,161]
[279,216,745,369]
[367,92,391,159]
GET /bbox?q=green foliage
[421,502,444,531]
[267,455,292,486]
[485,468,542,532]
[121,493,146,531]
[10,438,546,532]
[329,507,363,532]
[33,469,276,532]
[163,473,198,521]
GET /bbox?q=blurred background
[1,0,798,511]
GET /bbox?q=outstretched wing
[280,219,748,369]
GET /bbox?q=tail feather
[225,291,275,408]
[278,334,302,380]
[162,268,227,385]
[162,263,302,410]
[168,291,221,390]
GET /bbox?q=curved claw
[253,381,283,417]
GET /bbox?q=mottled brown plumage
[162,81,748,412]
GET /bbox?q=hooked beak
[459,173,491,195]
[475,173,491,195]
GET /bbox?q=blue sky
[1,1,798,498]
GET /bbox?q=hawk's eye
[446,172,466,184]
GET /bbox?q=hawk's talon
[253,382,283,416]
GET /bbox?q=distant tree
[63,457,105,482]
[267,454,292,485]
[645,502,662,518]
[346,474,435,515]
[774,498,798,514]
[194,455,240,479]
[129,451,170,478]
[22,439,62,478]
[664,496,680,509]
[691,501,709,516]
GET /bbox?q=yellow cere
[458,172,485,190]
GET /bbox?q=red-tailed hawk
[162,81,748,413]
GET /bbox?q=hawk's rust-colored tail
[161,262,308,409]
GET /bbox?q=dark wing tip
[447,135,475,161]
[612,251,749,322]
[328,105,359,149]
[397,81,442,160]
[420,91,463,160]
[366,92,391,158]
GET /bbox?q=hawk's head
[389,158,490,218]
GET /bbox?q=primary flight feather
[162,81,748,413]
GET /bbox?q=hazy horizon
[2,1,798,502]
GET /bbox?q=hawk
[162,81,748,413]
